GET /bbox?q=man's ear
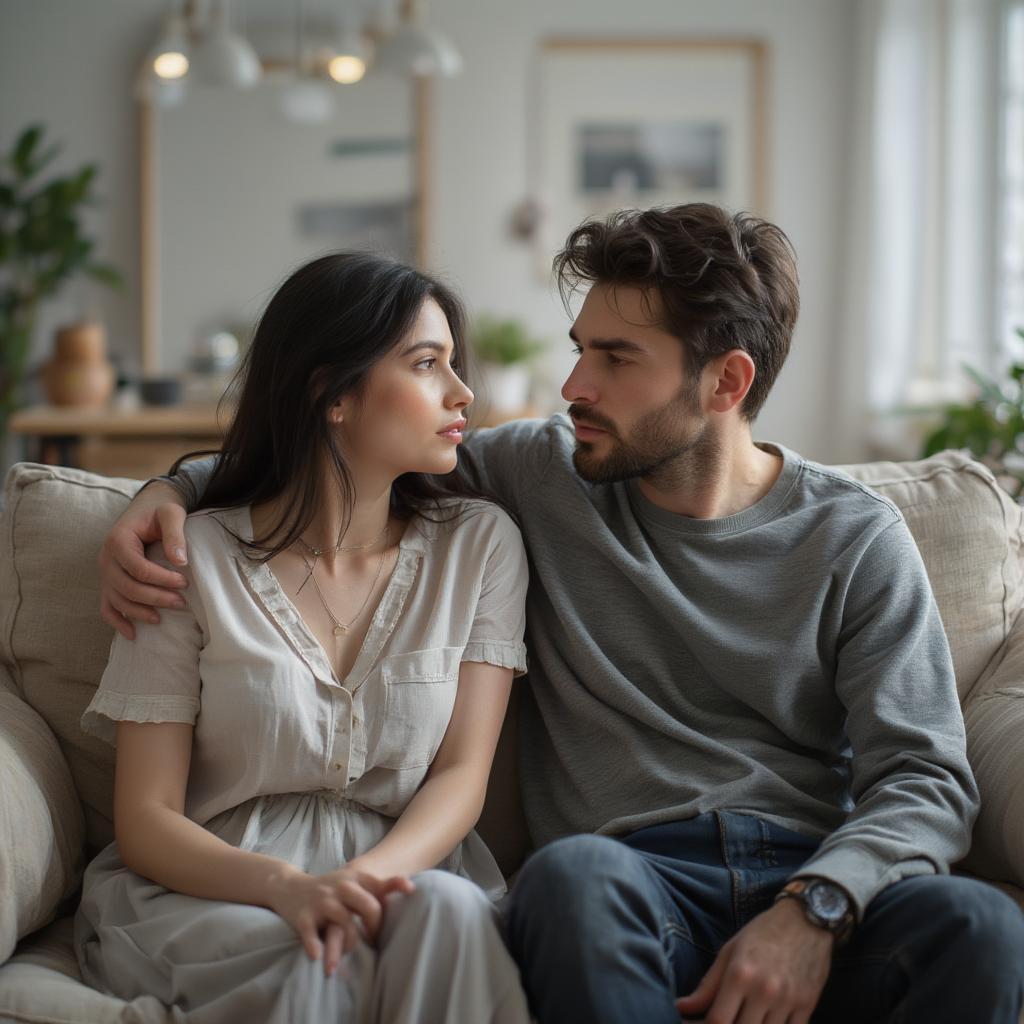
[706,350,756,414]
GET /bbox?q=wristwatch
[774,878,855,945]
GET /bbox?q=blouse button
[332,762,342,771]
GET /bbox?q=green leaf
[84,263,123,288]
[25,142,61,180]
[11,124,43,178]
[963,364,1004,406]
[66,165,97,204]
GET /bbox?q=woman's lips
[438,421,466,442]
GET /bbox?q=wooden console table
[8,403,231,480]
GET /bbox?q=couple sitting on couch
[89,202,1024,1024]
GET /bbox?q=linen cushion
[840,451,1024,701]
[0,463,141,853]
[0,664,84,962]
[0,918,125,1024]
[959,617,1024,888]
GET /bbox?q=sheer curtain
[835,0,1005,461]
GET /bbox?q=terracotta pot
[42,321,115,407]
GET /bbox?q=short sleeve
[461,509,529,676]
[81,546,204,746]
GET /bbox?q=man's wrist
[770,891,837,947]
[774,877,855,946]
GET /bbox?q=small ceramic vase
[42,321,116,407]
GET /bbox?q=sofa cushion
[839,451,1024,701]
[0,917,126,1023]
[960,672,1024,888]
[0,464,141,853]
[0,664,84,963]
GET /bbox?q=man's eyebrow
[568,328,645,354]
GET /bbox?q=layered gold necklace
[295,524,390,636]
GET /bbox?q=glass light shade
[375,23,462,78]
[189,0,261,88]
[279,79,334,123]
[135,63,188,108]
[148,13,190,82]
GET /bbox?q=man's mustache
[567,404,618,436]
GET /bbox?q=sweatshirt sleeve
[791,518,980,919]
[155,455,218,512]
[458,417,556,516]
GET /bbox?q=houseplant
[0,124,121,436]
[472,316,544,414]
[921,328,1024,498]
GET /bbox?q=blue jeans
[503,812,1024,1024]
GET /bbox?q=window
[997,0,1024,363]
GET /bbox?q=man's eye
[607,353,627,367]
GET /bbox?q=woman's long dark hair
[171,251,488,562]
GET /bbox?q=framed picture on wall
[528,38,769,280]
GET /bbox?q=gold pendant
[333,625,347,636]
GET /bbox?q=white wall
[428,0,857,459]
[0,0,858,462]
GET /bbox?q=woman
[74,252,531,1023]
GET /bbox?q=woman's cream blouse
[82,499,529,826]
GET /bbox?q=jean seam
[662,919,717,958]
[758,818,779,869]
[714,810,741,934]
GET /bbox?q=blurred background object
[919,327,1024,497]
[470,316,545,420]
[0,124,121,439]
[0,0,1020,482]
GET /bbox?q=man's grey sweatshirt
[171,414,979,917]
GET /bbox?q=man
[100,204,1024,1023]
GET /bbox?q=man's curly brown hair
[553,204,800,421]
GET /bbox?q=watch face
[807,882,850,923]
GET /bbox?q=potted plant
[472,316,544,415]
[0,124,121,437]
[921,328,1024,499]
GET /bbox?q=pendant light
[374,0,462,78]
[189,0,262,88]
[280,0,334,123]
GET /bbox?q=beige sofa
[0,454,1022,1023]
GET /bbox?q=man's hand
[675,898,834,1023]
[99,481,190,640]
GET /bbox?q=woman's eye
[570,344,583,356]
[415,357,437,370]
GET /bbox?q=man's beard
[569,379,717,487]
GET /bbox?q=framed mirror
[139,75,429,376]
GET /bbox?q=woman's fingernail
[174,547,187,564]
